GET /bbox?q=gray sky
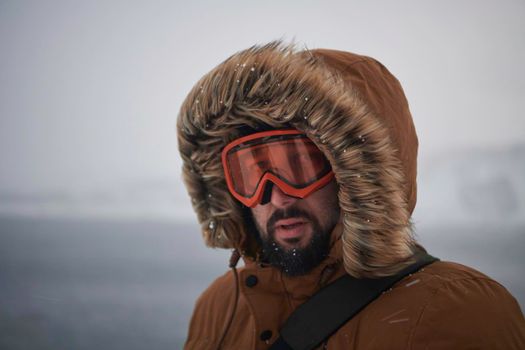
[1,0,524,219]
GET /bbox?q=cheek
[250,206,269,232]
[315,201,338,224]
[313,183,340,227]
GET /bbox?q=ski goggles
[221,129,334,207]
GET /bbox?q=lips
[273,218,309,241]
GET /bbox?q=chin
[279,235,312,250]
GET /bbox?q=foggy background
[1,1,524,349]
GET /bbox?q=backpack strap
[269,252,439,350]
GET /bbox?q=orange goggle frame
[221,129,334,207]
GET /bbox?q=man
[178,42,525,349]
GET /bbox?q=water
[0,216,229,349]
[0,216,523,349]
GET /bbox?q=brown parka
[177,42,525,349]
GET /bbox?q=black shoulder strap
[269,252,439,350]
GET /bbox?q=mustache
[266,206,313,234]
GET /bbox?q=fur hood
[177,42,419,277]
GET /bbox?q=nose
[270,184,298,208]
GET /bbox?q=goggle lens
[222,130,334,207]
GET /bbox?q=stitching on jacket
[406,277,502,349]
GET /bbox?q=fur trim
[177,42,418,277]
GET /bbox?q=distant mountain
[414,143,525,227]
[0,178,196,222]
[1,145,524,227]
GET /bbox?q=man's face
[251,180,340,276]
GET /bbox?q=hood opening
[177,41,419,277]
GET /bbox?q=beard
[257,206,334,277]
